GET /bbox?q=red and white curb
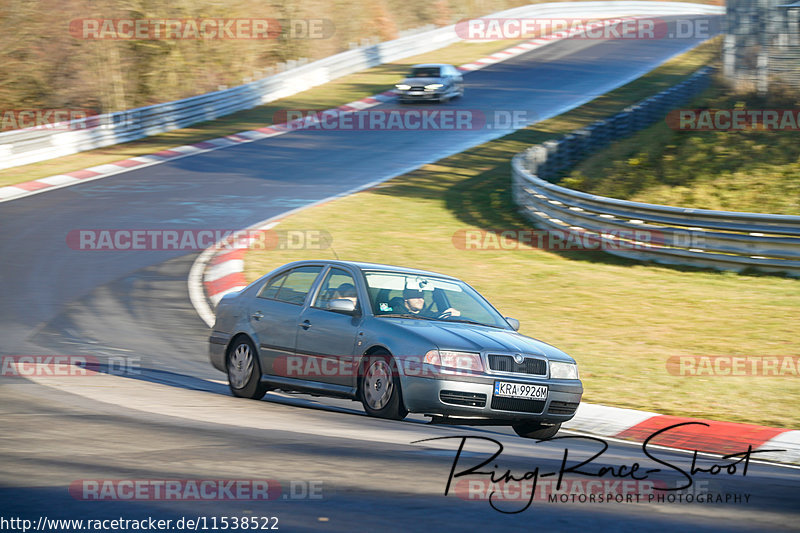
[0,95,396,204]
[188,162,407,327]
[188,222,278,327]
[0,15,645,204]
[564,403,800,464]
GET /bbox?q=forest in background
[0,0,531,113]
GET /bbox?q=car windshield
[363,271,508,328]
[410,67,441,78]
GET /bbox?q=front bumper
[401,373,583,423]
[396,90,445,101]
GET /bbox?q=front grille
[490,397,545,414]
[548,401,579,415]
[488,354,547,376]
[440,390,486,407]
[410,86,425,91]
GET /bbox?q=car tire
[226,336,268,400]
[512,421,561,440]
[359,352,408,420]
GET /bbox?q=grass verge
[562,74,800,214]
[243,38,800,429]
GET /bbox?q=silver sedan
[394,63,464,103]
[209,260,582,439]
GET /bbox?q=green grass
[243,38,800,429]
[561,75,800,214]
[0,38,532,188]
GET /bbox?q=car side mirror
[329,298,357,314]
[505,317,520,331]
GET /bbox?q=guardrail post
[524,145,548,176]
[571,128,591,161]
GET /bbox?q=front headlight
[550,361,579,380]
[424,83,444,91]
[424,350,484,373]
[395,84,411,90]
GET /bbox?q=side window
[313,268,359,311]
[275,266,323,305]
[258,266,322,305]
[257,272,288,299]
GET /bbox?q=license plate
[409,91,424,95]
[494,381,548,400]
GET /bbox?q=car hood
[400,77,444,85]
[379,318,575,363]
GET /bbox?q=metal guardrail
[512,68,800,276]
[0,2,723,171]
[524,68,715,181]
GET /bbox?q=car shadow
[82,361,519,439]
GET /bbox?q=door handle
[251,311,264,321]
[300,320,312,330]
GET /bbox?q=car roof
[279,260,459,280]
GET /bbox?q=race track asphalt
[4,15,799,532]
